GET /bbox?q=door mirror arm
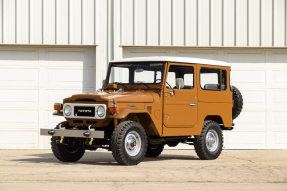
[169,88,175,96]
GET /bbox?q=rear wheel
[146,144,164,157]
[111,121,147,165]
[51,122,85,162]
[194,120,223,160]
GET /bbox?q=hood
[64,91,154,103]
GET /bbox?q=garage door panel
[45,89,90,106]
[46,50,93,67]
[273,53,287,68]
[47,51,86,62]
[232,70,266,87]
[0,110,38,128]
[45,67,94,88]
[272,111,287,127]
[227,53,265,67]
[0,50,38,66]
[126,50,169,57]
[178,52,217,60]
[233,110,266,126]
[45,110,65,127]
[240,90,266,108]
[271,70,287,87]
[0,89,38,106]
[272,132,287,145]
[271,90,287,106]
[0,68,38,86]
[0,130,38,149]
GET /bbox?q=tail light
[54,103,62,110]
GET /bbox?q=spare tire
[232,86,243,120]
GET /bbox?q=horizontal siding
[121,0,287,47]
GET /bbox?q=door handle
[190,103,196,106]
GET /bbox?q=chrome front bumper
[40,128,105,139]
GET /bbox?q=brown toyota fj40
[40,57,243,165]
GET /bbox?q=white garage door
[123,48,287,149]
[0,46,95,149]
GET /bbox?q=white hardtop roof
[110,56,230,67]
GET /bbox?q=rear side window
[200,68,220,90]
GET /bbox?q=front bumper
[40,128,105,139]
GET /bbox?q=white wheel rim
[124,131,142,156]
[205,129,219,152]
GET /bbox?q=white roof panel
[110,56,230,67]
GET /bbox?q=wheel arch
[124,113,159,137]
[204,115,223,124]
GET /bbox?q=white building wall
[0,0,287,149]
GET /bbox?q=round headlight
[97,106,105,117]
[64,105,72,116]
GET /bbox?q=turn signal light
[54,103,62,110]
[109,105,119,113]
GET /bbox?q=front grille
[74,106,95,117]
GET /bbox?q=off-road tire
[51,121,85,162]
[111,121,147,165]
[194,120,223,160]
[232,86,243,120]
[146,144,164,157]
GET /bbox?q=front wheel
[51,121,85,162]
[194,120,223,160]
[111,121,147,165]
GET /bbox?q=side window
[166,65,194,89]
[222,70,227,91]
[200,68,220,90]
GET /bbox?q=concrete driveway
[0,149,286,190]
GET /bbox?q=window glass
[184,74,194,87]
[109,67,129,83]
[134,70,154,83]
[166,65,194,89]
[200,68,220,90]
[221,70,227,91]
[166,72,176,88]
[108,62,165,85]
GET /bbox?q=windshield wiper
[113,82,127,88]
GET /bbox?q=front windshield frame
[107,62,166,85]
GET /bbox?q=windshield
[107,62,165,85]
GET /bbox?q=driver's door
[163,63,197,133]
